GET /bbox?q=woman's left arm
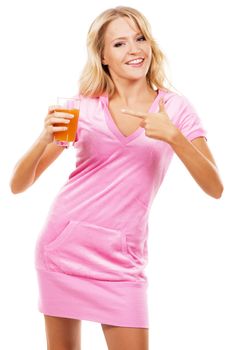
[121,98,224,199]
[168,133,223,199]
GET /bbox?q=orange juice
[53,108,79,142]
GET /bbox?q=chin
[110,68,148,82]
[125,73,148,81]
[125,67,149,79]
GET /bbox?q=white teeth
[127,58,144,65]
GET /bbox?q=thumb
[155,98,165,113]
[159,98,165,110]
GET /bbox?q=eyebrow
[111,32,142,43]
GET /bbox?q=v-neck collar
[100,89,166,145]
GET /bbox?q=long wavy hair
[78,6,177,98]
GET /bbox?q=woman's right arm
[10,106,74,194]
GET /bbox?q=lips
[126,58,144,65]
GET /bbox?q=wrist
[38,131,52,146]
[166,126,183,146]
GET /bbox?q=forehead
[104,17,140,40]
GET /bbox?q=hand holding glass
[53,97,80,147]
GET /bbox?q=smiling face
[102,16,152,84]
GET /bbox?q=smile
[126,58,145,65]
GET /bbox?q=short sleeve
[175,95,207,141]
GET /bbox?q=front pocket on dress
[43,220,135,280]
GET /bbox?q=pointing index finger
[120,108,146,119]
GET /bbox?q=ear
[102,56,108,65]
[101,50,108,65]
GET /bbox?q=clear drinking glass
[53,97,80,147]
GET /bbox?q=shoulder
[73,93,99,103]
[164,90,194,110]
[72,93,101,112]
[163,90,199,121]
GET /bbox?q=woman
[10,6,223,350]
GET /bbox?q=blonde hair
[79,6,178,98]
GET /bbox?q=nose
[128,39,141,54]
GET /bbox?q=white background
[0,0,237,349]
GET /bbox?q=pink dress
[34,89,207,328]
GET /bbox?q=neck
[110,79,157,107]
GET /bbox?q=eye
[113,42,124,48]
[137,35,146,41]
[113,35,146,48]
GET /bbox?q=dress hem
[35,267,149,328]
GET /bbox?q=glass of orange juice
[53,97,80,147]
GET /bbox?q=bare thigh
[44,315,81,350]
[101,323,149,350]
